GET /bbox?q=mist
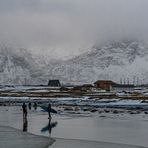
[0,0,148,59]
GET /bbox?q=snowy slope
[0,40,148,85]
[47,40,148,84]
[0,46,44,85]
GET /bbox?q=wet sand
[49,138,146,148]
[0,126,54,148]
[0,106,148,148]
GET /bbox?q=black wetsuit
[28,102,31,110]
[33,102,37,110]
[22,103,27,118]
[48,104,51,118]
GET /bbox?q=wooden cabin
[94,80,116,91]
[94,80,135,92]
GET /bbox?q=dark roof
[94,80,116,85]
[48,80,61,86]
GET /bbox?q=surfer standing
[22,103,27,119]
[48,103,51,119]
[28,102,31,110]
[33,102,37,110]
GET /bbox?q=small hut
[48,80,61,87]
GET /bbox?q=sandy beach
[0,105,148,148]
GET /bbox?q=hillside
[47,40,148,84]
[0,46,44,85]
[0,40,148,85]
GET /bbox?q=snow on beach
[49,97,148,107]
[0,96,148,107]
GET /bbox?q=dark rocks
[90,109,98,113]
[104,110,110,113]
[113,110,119,114]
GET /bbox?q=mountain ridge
[47,40,148,84]
[0,40,148,85]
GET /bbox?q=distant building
[94,80,116,91]
[48,80,61,87]
[94,80,135,92]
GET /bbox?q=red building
[94,80,116,91]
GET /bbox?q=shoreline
[0,125,146,148]
[0,126,54,148]
[0,106,148,147]
[49,137,147,148]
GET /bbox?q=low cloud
[0,0,148,58]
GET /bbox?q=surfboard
[40,106,57,114]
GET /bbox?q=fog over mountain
[0,0,148,84]
[0,0,148,58]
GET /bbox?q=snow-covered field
[1,96,148,107]
[0,86,148,108]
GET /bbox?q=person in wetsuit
[33,102,37,110]
[22,103,27,119]
[48,103,51,119]
[28,102,31,110]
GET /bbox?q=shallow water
[0,106,148,147]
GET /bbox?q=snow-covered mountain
[47,40,148,85]
[0,46,45,85]
[1,40,148,85]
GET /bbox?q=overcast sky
[0,0,148,58]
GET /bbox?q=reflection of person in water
[23,117,28,132]
[48,118,52,134]
[41,118,58,135]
